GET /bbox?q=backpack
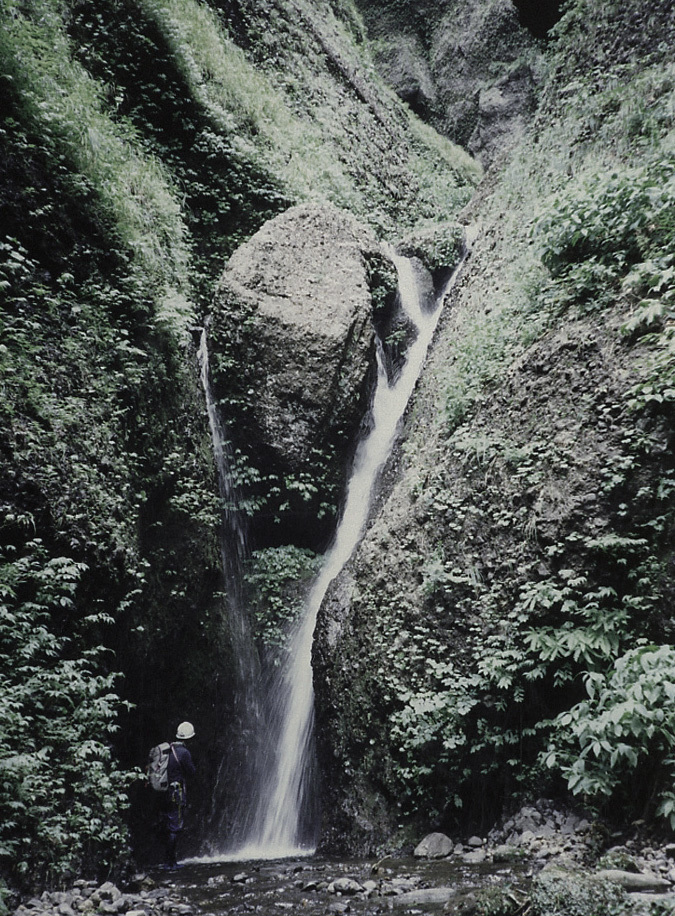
[147,742,172,792]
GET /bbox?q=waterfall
[217,253,457,861]
[198,329,263,842]
[198,328,248,617]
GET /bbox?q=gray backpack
[147,742,171,791]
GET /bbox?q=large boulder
[414,832,454,859]
[210,203,395,547]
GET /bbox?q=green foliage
[368,367,674,821]
[397,221,464,274]
[544,645,675,825]
[245,546,321,652]
[466,870,628,916]
[390,658,480,809]
[0,539,137,890]
[534,155,675,313]
[463,884,526,916]
[1,0,195,338]
[529,870,627,916]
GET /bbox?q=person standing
[164,721,196,869]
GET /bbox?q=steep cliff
[314,0,675,852]
[0,0,476,889]
[356,0,543,164]
[2,0,674,891]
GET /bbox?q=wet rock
[205,876,226,887]
[492,845,523,864]
[392,887,456,906]
[414,832,454,858]
[463,850,487,865]
[595,870,672,892]
[92,884,121,905]
[212,203,389,540]
[329,878,363,896]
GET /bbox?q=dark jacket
[167,741,195,785]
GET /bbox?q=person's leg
[165,827,178,868]
[164,784,184,868]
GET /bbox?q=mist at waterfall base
[198,255,460,863]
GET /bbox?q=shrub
[0,538,138,890]
[529,869,627,916]
[544,645,675,826]
[245,546,321,653]
[534,155,675,312]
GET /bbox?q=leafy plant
[529,869,627,916]
[245,546,321,653]
[544,645,675,825]
[0,539,138,890]
[534,155,675,313]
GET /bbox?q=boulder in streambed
[595,869,671,893]
[414,832,454,858]
[392,887,456,906]
[210,203,396,546]
[328,877,365,896]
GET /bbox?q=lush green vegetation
[0,0,477,894]
[316,0,675,845]
[466,869,627,916]
[245,547,322,654]
[4,0,673,892]
[0,539,136,889]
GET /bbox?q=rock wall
[313,0,675,852]
[356,0,542,165]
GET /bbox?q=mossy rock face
[355,0,541,163]
[396,222,464,277]
[313,0,675,850]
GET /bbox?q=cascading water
[218,252,461,861]
[198,328,248,619]
[198,329,264,842]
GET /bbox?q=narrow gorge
[1,0,675,910]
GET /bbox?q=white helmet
[176,721,195,740]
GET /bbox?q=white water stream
[198,329,247,593]
[218,254,455,860]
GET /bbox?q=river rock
[212,203,390,540]
[595,870,672,892]
[329,878,364,896]
[492,844,524,863]
[392,887,456,906]
[414,832,454,858]
[462,849,487,865]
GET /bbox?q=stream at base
[152,855,531,916]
